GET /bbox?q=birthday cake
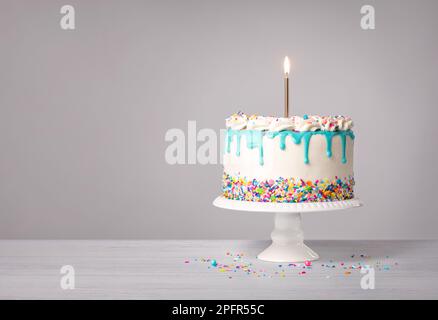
[222,113,355,203]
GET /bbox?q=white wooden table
[1,240,437,299]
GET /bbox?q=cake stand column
[257,212,319,262]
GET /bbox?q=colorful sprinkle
[222,173,354,203]
[185,252,398,279]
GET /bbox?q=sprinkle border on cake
[222,173,355,203]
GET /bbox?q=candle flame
[283,56,290,75]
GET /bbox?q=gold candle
[283,56,290,117]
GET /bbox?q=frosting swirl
[226,112,353,132]
[225,112,248,130]
[335,115,353,131]
[246,115,273,130]
[294,116,321,132]
[268,117,296,132]
[317,116,338,132]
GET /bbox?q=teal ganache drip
[226,129,354,165]
[302,132,312,164]
[341,130,355,163]
[340,134,346,163]
[235,134,241,156]
[324,132,334,158]
[226,129,265,165]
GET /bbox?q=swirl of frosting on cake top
[225,111,248,130]
[225,112,353,132]
[247,115,274,130]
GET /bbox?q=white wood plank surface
[0,240,437,299]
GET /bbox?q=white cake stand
[213,197,363,262]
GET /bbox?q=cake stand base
[213,197,363,263]
[257,212,319,262]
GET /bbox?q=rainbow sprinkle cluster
[222,173,354,202]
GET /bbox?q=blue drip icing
[302,132,312,164]
[226,129,265,165]
[226,129,355,166]
[236,134,241,156]
[340,134,347,164]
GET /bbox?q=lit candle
[283,56,290,117]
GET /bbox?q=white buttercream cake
[222,113,355,202]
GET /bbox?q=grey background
[1,0,437,240]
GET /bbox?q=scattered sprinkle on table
[184,251,399,279]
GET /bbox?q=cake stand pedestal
[213,197,363,262]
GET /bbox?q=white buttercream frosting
[246,115,274,131]
[225,113,353,132]
[294,116,321,132]
[225,112,248,130]
[334,115,353,131]
[268,117,296,132]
